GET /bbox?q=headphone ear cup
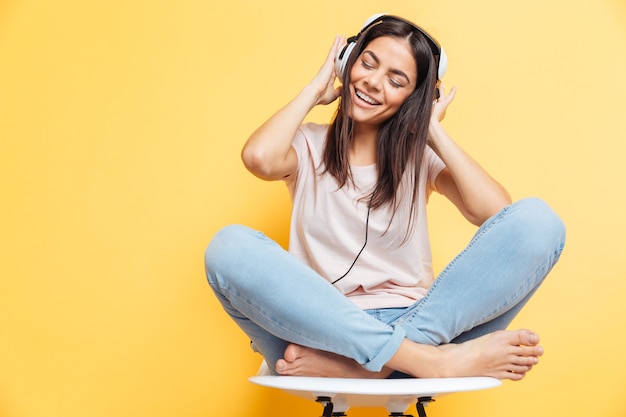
[335,14,385,82]
[437,47,448,80]
[335,41,356,82]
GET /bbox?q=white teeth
[356,90,380,105]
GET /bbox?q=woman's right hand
[307,35,346,106]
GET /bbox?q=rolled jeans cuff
[362,325,406,372]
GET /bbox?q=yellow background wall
[1,0,624,416]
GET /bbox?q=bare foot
[276,329,542,381]
[275,344,390,378]
[389,329,543,381]
[440,329,542,380]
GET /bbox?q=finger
[322,36,344,78]
[330,36,347,79]
[328,35,345,62]
[446,85,458,101]
[440,85,457,103]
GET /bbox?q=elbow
[241,145,260,171]
[241,137,297,181]
[241,144,284,181]
[484,187,513,216]
[492,192,513,213]
[241,146,270,179]
[473,194,513,226]
[500,190,513,210]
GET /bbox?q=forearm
[241,85,318,180]
[241,36,344,181]
[429,121,512,221]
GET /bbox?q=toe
[517,329,540,346]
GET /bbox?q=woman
[205,15,565,380]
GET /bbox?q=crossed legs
[206,198,565,381]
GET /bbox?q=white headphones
[335,14,448,83]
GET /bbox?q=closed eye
[360,59,375,69]
[389,78,402,88]
[388,69,410,88]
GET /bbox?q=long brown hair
[322,18,439,239]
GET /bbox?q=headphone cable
[331,188,376,285]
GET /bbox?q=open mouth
[355,90,380,105]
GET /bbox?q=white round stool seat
[249,362,501,416]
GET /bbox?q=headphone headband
[335,14,448,83]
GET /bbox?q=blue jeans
[205,198,565,374]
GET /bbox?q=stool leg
[416,396,434,417]
[316,396,334,417]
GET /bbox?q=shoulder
[293,122,330,156]
[297,122,329,140]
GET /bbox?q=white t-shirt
[286,123,446,309]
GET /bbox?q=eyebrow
[363,50,412,85]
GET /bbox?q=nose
[364,70,382,90]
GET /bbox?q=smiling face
[348,35,417,128]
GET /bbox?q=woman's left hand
[431,83,457,123]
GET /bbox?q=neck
[350,123,379,166]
